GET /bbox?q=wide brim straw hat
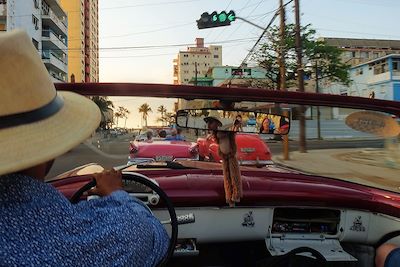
[204,116,222,127]
[0,30,100,176]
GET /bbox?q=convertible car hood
[52,165,400,218]
[133,141,194,158]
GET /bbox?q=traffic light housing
[197,10,236,29]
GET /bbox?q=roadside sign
[345,111,400,137]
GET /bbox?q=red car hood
[52,163,400,218]
[131,140,195,159]
[235,134,271,160]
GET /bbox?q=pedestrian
[259,117,275,134]
[146,130,154,142]
[231,114,243,132]
[0,30,168,267]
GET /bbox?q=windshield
[46,95,400,193]
[42,1,399,193]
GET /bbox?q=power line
[315,28,400,39]
[39,37,259,53]
[68,22,195,41]
[211,0,252,43]
[225,0,266,40]
[7,0,202,17]
[221,0,293,87]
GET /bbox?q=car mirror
[176,108,290,135]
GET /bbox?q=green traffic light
[212,14,218,22]
[218,12,227,22]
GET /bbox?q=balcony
[49,71,67,83]
[42,50,68,74]
[0,0,6,17]
[42,29,67,51]
[42,8,67,35]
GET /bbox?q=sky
[96,0,400,128]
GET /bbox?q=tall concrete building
[173,38,222,85]
[60,0,99,82]
[320,37,400,67]
[0,0,68,82]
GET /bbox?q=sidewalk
[273,148,400,192]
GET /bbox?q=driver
[204,116,222,131]
[376,244,400,267]
[0,30,168,266]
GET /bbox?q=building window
[393,61,399,71]
[32,38,39,50]
[213,55,219,58]
[373,61,389,75]
[33,0,39,8]
[360,51,368,59]
[32,15,39,30]
[214,47,219,51]
[352,51,356,57]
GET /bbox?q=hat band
[0,94,64,130]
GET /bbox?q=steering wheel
[266,247,327,267]
[70,172,178,267]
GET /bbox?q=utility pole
[279,0,289,160]
[315,60,322,140]
[194,62,198,86]
[294,0,307,152]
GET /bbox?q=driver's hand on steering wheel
[89,169,123,196]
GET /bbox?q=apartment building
[320,37,400,67]
[173,38,222,85]
[322,54,400,101]
[0,0,68,82]
[60,0,99,82]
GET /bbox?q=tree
[139,103,152,127]
[157,112,175,126]
[114,111,122,127]
[122,107,130,128]
[252,24,351,147]
[157,105,167,126]
[252,24,351,90]
[116,106,130,128]
[90,96,114,129]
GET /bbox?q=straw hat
[0,30,101,176]
[204,110,222,127]
[204,116,222,127]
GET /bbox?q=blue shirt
[0,174,169,267]
[165,135,185,141]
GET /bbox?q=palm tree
[122,107,130,128]
[157,105,167,126]
[90,96,114,129]
[139,103,152,127]
[114,112,122,127]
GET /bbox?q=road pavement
[46,135,386,179]
[273,148,400,193]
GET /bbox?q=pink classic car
[197,133,273,167]
[128,140,199,164]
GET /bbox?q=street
[46,136,384,179]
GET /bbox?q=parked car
[197,133,273,167]
[128,140,199,164]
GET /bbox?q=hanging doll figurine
[204,115,243,207]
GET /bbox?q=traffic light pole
[235,17,264,30]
